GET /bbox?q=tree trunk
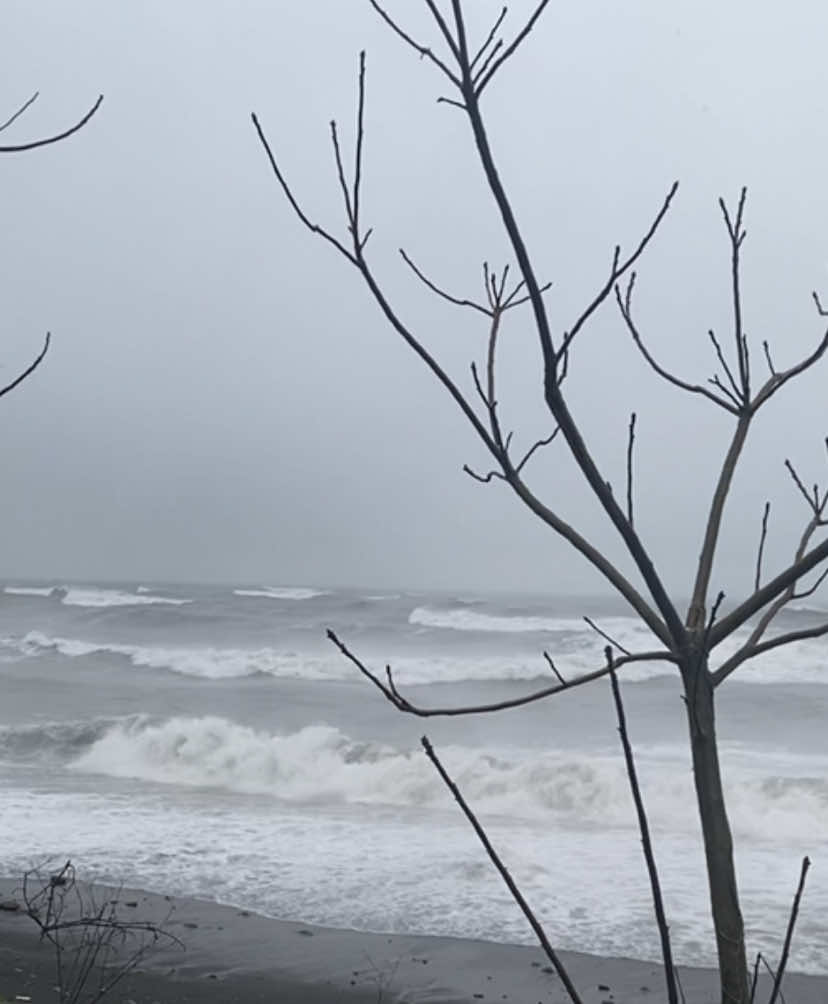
[682,660,749,1004]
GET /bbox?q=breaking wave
[54,716,828,841]
[4,630,677,684]
[410,606,654,642]
[59,588,191,607]
[233,587,328,600]
[4,586,190,607]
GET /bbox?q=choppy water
[0,582,826,971]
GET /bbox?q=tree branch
[421,735,584,1004]
[400,250,491,315]
[584,616,631,656]
[473,0,553,95]
[328,629,674,717]
[0,332,51,399]
[617,277,740,415]
[446,4,685,645]
[719,188,749,404]
[0,91,39,133]
[514,427,559,474]
[367,1,461,86]
[253,32,676,649]
[712,619,828,686]
[559,182,679,361]
[768,857,811,1004]
[608,655,679,1004]
[626,412,636,527]
[0,95,103,153]
[470,7,507,72]
[686,415,752,629]
[754,502,771,592]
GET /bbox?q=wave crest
[233,587,328,600]
[60,716,828,841]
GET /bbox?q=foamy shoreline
[1,879,825,1003]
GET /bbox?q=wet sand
[1,879,824,1003]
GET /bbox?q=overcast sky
[2,1,828,601]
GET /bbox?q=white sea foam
[59,588,191,608]
[8,630,676,684]
[234,586,328,600]
[8,626,828,686]
[409,606,656,644]
[67,716,828,844]
[4,586,54,597]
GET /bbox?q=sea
[0,582,826,973]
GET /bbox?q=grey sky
[2,1,828,597]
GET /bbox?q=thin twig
[421,735,584,1004]
[618,277,740,415]
[785,459,816,512]
[463,464,505,484]
[791,565,828,600]
[328,629,674,717]
[0,91,39,133]
[514,427,559,474]
[251,113,358,264]
[608,654,679,1004]
[768,856,811,1004]
[626,412,636,527]
[0,332,51,399]
[352,51,367,235]
[707,328,741,400]
[583,616,631,656]
[400,250,490,315]
[560,182,679,360]
[473,0,553,95]
[470,6,507,71]
[543,651,567,686]
[0,95,103,153]
[367,0,461,86]
[755,502,771,592]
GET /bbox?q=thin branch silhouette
[328,629,673,717]
[0,95,103,153]
[422,734,583,1004]
[608,653,679,1004]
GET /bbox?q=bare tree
[1,90,103,394]
[21,861,181,1004]
[252,4,825,1002]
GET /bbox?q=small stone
[238,910,250,917]
[542,966,554,974]
[208,973,217,980]
[182,921,198,929]
[598,986,610,992]
[0,899,20,911]
[297,928,314,936]
[125,900,138,908]
[473,995,484,1000]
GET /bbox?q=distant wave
[59,716,828,841]
[234,587,328,600]
[2,630,673,684]
[409,605,656,642]
[3,586,191,607]
[787,602,828,615]
[7,626,826,687]
[60,588,191,608]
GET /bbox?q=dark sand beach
[1,881,826,1003]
